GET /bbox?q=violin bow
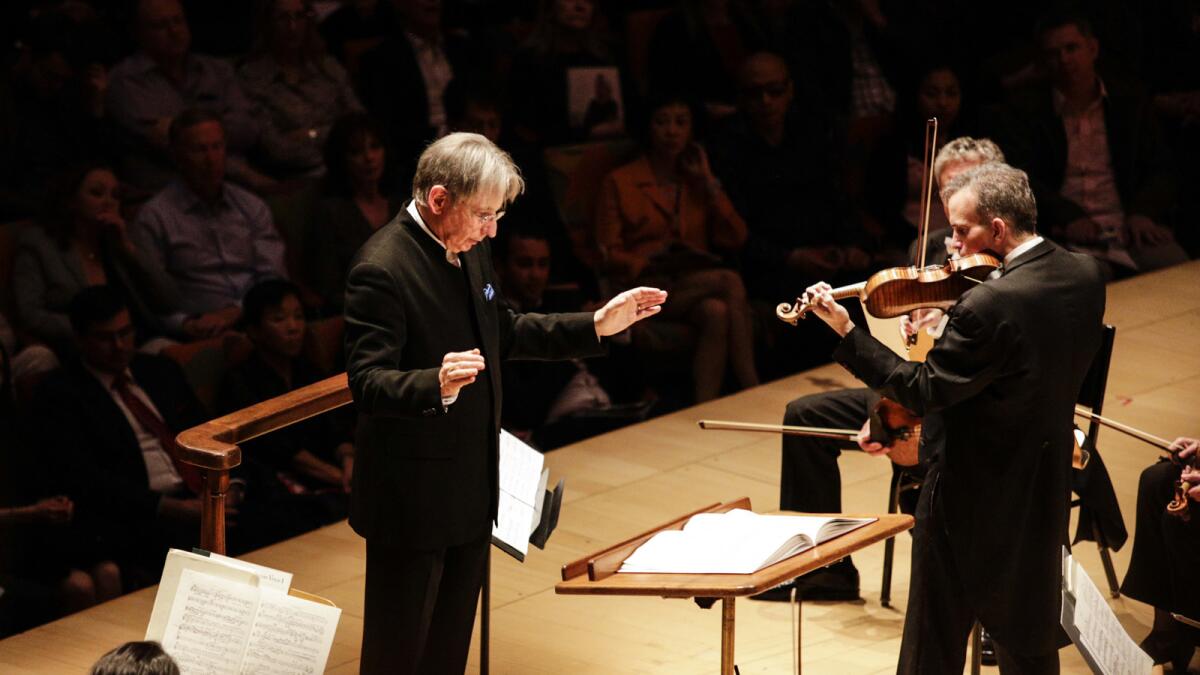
[916,117,938,271]
[1072,406,1177,453]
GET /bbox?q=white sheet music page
[1071,558,1153,674]
[492,430,545,558]
[161,568,257,674]
[240,590,341,675]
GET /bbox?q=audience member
[357,0,487,193]
[216,280,354,511]
[130,109,287,340]
[864,60,977,255]
[239,0,364,177]
[90,640,180,675]
[444,77,504,144]
[648,0,765,119]
[594,93,757,402]
[495,226,616,447]
[708,52,868,303]
[0,310,59,401]
[319,0,396,64]
[1121,438,1200,670]
[106,0,266,194]
[13,163,176,359]
[0,335,121,630]
[510,0,623,146]
[30,286,211,584]
[304,113,399,311]
[0,10,116,220]
[999,10,1188,278]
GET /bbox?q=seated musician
[1120,436,1200,670]
[761,136,1005,602]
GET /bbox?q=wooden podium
[556,498,914,674]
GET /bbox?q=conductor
[344,132,667,673]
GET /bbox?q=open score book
[619,509,876,574]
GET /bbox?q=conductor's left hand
[594,287,668,338]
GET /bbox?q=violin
[1073,407,1194,521]
[778,117,1001,326]
[699,400,921,466]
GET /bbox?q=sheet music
[240,591,341,675]
[1067,555,1153,674]
[207,552,292,592]
[161,569,257,675]
[493,430,546,558]
[147,550,262,644]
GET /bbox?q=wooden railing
[175,373,353,554]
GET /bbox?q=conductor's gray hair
[412,132,525,207]
[934,136,1005,188]
[943,162,1038,236]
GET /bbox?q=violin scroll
[776,300,808,326]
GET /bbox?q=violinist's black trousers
[1121,459,1200,619]
[898,466,1059,675]
[780,388,874,513]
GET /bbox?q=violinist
[761,137,1004,603]
[1121,436,1200,670]
[804,162,1104,674]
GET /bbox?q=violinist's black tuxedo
[344,206,604,674]
[834,239,1105,671]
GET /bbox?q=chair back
[1077,324,1116,450]
[543,139,638,273]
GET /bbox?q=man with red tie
[30,286,218,583]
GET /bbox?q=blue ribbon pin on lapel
[483,283,495,301]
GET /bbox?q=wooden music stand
[556,498,914,674]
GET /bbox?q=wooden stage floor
[2,261,1198,674]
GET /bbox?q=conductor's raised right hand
[440,348,486,399]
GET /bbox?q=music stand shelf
[555,498,913,674]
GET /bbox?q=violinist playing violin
[764,137,1006,603]
[804,162,1105,674]
[1121,436,1200,670]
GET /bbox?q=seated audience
[864,59,977,256]
[0,337,121,632]
[648,0,765,119]
[509,0,623,146]
[130,109,287,340]
[0,310,59,400]
[999,10,1189,278]
[105,0,267,194]
[357,0,487,192]
[708,52,869,305]
[239,0,364,177]
[304,113,398,312]
[90,641,179,675]
[216,280,353,516]
[1120,437,1200,671]
[0,10,116,220]
[495,226,617,448]
[30,286,212,584]
[13,163,176,359]
[318,0,395,64]
[594,93,757,402]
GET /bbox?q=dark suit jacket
[344,208,605,549]
[833,239,1105,652]
[31,354,207,541]
[996,85,1176,233]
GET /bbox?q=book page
[161,568,258,674]
[492,430,546,559]
[620,510,876,574]
[240,590,341,675]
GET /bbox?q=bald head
[738,52,793,136]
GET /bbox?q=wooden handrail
[175,373,353,554]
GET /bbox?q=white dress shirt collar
[407,200,460,267]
